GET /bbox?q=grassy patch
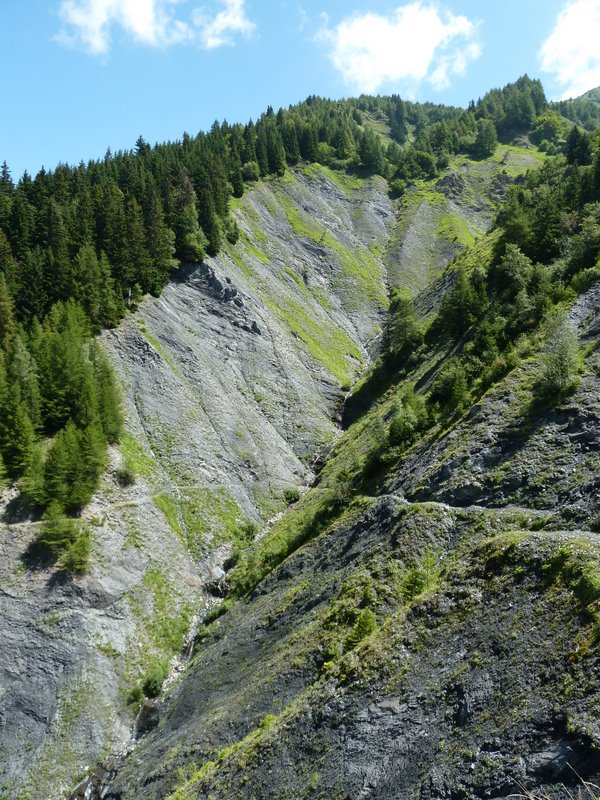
[241,234,271,265]
[302,162,364,194]
[138,322,179,374]
[125,567,194,702]
[120,431,158,482]
[154,487,253,559]
[437,212,476,248]
[266,296,363,385]
[225,240,255,279]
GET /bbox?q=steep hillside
[0,165,395,799]
[102,133,600,798]
[4,127,596,800]
[105,249,600,800]
[385,145,544,300]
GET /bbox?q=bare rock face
[0,166,394,799]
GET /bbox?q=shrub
[283,486,301,505]
[142,660,169,698]
[401,549,441,602]
[116,465,136,487]
[344,608,377,651]
[534,318,582,403]
[429,358,469,415]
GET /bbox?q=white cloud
[56,0,255,55]
[192,0,255,49]
[539,0,600,99]
[317,2,481,95]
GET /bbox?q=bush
[283,486,301,505]
[344,608,377,650]
[242,160,260,182]
[116,465,135,487]
[389,390,428,449]
[225,216,239,244]
[142,660,169,698]
[389,403,418,447]
[429,358,469,415]
[534,318,582,403]
[127,684,144,706]
[401,549,441,602]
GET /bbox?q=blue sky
[1,0,599,180]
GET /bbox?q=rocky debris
[104,497,600,800]
[490,170,515,201]
[385,278,600,525]
[435,171,466,198]
[101,257,600,800]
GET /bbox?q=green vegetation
[0,293,123,571]
[37,502,92,572]
[534,316,583,404]
[126,567,194,701]
[267,296,363,385]
[119,431,157,483]
[154,487,254,560]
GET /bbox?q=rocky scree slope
[0,164,396,800]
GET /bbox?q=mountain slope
[0,165,394,799]
[105,244,600,800]
[103,142,600,799]
[3,115,599,800]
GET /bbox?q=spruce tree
[74,242,102,326]
[0,272,16,352]
[90,340,123,443]
[1,401,36,476]
[7,333,42,429]
[0,451,6,488]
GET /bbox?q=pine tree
[46,200,73,301]
[281,120,301,165]
[256,125,269,176]
[90,340,123,443]
[0,230,17,292]
[43,420,84,509]
[537,318,581,401]
[266,123,287,176]
[97,252,124,327]
[73,242,102,326]
[1,401,36,476]
[8,189,35,263]
[7,333,42,429]
[144,188,177,293]
[0,451,6,488]
[359,130,386,174]
[75,422,107,505]
[230,155,244,198]
[473,119,498,158]
[16,248,48,322]
[172,172,208,262]
[0,272,16,352]
[38,500,75,551]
